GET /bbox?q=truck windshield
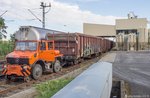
[15,42,37,51]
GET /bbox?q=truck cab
[2,26,63,81]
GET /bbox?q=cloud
[0,0,121,34]
[46,0,121,32]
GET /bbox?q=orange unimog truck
[2,26,63,81]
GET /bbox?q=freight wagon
[48,33,104,64]
[102,38,114,52]
[48,33,114,65]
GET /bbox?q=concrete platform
[99,52,117,63]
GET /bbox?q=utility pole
[40,2,51,28]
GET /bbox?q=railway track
[0,54,104,97]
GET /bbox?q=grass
[35,78,73,98]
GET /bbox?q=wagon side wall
[48,33,113,62]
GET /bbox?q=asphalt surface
[113,51,150,95]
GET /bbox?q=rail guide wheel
[31,64,43,80]
[53,60,62,73]
[24,76,31,82]
[5,75,11,84]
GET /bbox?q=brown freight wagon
[101,38,108,52]
[106,39,111,51]
[101,38,106,52]
[101,38,114,52]
[48,33,103,64]
[106,39,115,51]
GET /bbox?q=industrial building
[83,13,150,51]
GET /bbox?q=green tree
[0,17,7,38]
[0,34,2,40]
[10,33,15,42]
[9,33,15,52]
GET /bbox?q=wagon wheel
[53,60,62,73]
[31,64,43,80]
[79,58,84,63]
[73,59,78,65]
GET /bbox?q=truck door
[47,41,55,61]
[39,41,55,62]
[39,41,48,61]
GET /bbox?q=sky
[0,0,150,39]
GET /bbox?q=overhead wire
[28,9,42,23]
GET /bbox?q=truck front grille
[6,58,29,65]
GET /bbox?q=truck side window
[40,42,46,50]
[48,42,53,50]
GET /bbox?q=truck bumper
[2,65,31,77]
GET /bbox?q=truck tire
[53,60,61,73]
[31,64,42,80]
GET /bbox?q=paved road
[113,51,150,95]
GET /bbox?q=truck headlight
[2,64,7,68]
[23,66,28,69]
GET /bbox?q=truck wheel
[53,60,62,73]
[32,64,42,80]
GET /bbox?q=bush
[0,41,14,59]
